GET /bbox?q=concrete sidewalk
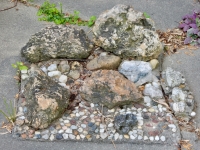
[0,0,200,149]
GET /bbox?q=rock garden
[3,3,197,147]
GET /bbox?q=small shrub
[37,1,96,27]
[179,10,200,46]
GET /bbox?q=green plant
[0,99,16,123]
[11,62,28,71]
[37,1,96,27]
[143,12,150,18]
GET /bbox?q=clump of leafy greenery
[11,62,28,71]
[143,12,150,18]
[0,99,16,123]
[37,1,96,27]
[179,10,200,46]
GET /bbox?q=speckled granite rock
[92,4,163,61]
[80,70,143,108]
[23,64,70,129]
[21,25,93,63]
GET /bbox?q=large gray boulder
[21,25,93,63]
[80,70,143,109]
[23,65,70,129]
[92,4,163,61]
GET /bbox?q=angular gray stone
[86,53,121,70]
[21,25,93,63]
[143,82,163,99]
[118,60,158,86]
[92,5,163,61]
[80,70,143,109]
[23,64,70,129]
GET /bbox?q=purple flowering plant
[179,10,200,46]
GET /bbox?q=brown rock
[86,53,121,71]
[80,70,142,109]
[15,119,24,126]
[73,130,79,136]
[21,133,27,139]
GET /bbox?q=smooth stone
[59,75,68,83]
[149,136,154,141]
[64,120,69,124]
[114,133,119,140]
[78,128,83,133]
[69,134,75,140]
[80,134,85,139]
[79,112,85,116]
[108,123,114,128]
[191,112,196,117]
[47,64,57,71]
[48,71,61,77]
[21,69,28,74]
[90,103,94,107]
[21,74,29,80]
[56,133,63,140]
[65,128,72,134]
[130,135,136,140]
[62,133,68,139]
[68,70,80,80]
[155,135,159,141]
[40,66,47,74]
[49,134,54,141]
[81,124,86,128]
[172,128,177,132]
[100,132,108,139]
[76,135,80,140]
[119,135,123,140]
[124,135,129,139]
[100,129,105,133]
[58,130,64,134]
[71,125,77,130]
[42,134,49,140]
[138,135,143,140]
[100,124,105,129]
[149,59,159,69]
[168,124,176,129]
[144,136,148,140]
[160,136,166,142]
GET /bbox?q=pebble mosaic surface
[13,59,181,145]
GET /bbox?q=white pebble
[108,123,114,128]
[138,135,143,140]
[81,124,86,128]
[143,108,147,112]
[65,128,72,134]
[149,136,154,141]
[155,136,159,141]
[69,134,75,139]
[78,128,83,133]
[50,134,54,141]
[160,136,166,142]
[40,66,47,74]
[58,130,64,133]
[47,64,57,71]
[144,136,148,140]
[130,135,136,140]
[80,134,85,139]
[100,124,105,129]
[48,71,61,77]
[21,69,28,74]
[21,74,29,80]
[79,112,85,116]
[59,75,68,83]
[64,120,69,124]
[168,124,176,129]
[62,133,68,139]
[114,133,119,140]
[76,113,80,117]
[191,112,196,117]
[172,128,177,132]
[144,96,152,103]
[100,129,105,133]
[90,103,94,107]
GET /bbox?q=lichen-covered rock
[21,25,93,63]
[80,70,142,109]
[86,53,121,70]
[92,4,163,61]
[114,114,137,134]
[118,60,158,86]
[23,65,70,129]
